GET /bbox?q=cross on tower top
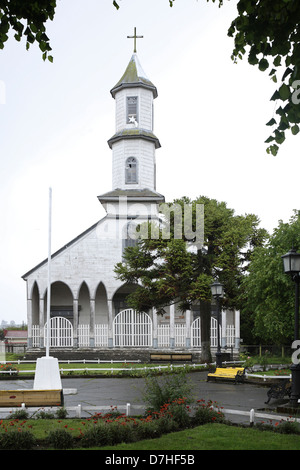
[127,27,143,53]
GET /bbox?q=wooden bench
[207,367,245,383]
[150,353,192,363]
[265,380,292,404]
[0,389,63,407]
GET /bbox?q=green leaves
[227,0,300,155]
[278,83,290,101]
[0,0,56,61]
[258,58,269,72]
[114,196,267,315]
[242,211,300,342]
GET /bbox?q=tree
[227,0,300,156]
[0,0,55,61]
[115,196,267,362]
[241,210,300,344]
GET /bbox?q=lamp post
[211,280,224,368]
[282,248,300,407]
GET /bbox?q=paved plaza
[0,371,286,425]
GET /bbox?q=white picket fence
[31,315,236,349]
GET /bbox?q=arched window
[125,157,138,184]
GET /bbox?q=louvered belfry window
[127,96,138,124]
[125,157,138,184]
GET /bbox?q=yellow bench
[207,367,245,383]
[0,389,63,407]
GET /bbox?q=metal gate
[44,316,73,347]
[113,309,152,347]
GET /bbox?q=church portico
[27,276,239,356]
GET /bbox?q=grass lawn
[90,423,300,451]
[1,361,204,378]
[1,418,299,450]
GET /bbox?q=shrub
[8,409,29,420]
[46,428,74,449]
[168,398,191,429]
[35,410,55,419]
[107,421,136,444]
[275,420,300,435]
[192,399,225,425]
[0,430,36,450]
[55,407,68,419]
[81,423,112,448]
[0,363,19,379]
[143,369,192,411]
[135,420,162,440]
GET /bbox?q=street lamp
[211,280,224,368]
[282,248,300,407]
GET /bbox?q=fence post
[126,403,131,417]
[249,408,255,426]
[76,404,82,418]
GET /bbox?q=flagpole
[46,187,52,357]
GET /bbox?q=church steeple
[110,52,158,99]
[107,39,161,191]
[98,32,164,213]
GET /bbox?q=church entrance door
[113,309,152,347]
[44,316,73,347]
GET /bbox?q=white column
[152,308,158,349]
[39,297,44,348]
[235,310,240,349]
[170,303,175,349]
[107,299,113,348]
[185,310,191,348]
[27,298,33,348]
[221,310,226,347]
[73,299,79,347]
[89,299,95,347]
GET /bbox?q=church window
[127,96,138,125]
[125,157,138,184]
[122,221,138,258]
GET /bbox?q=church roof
[97,188,165,203]
[107,128,161,149]
[110,53,158,98]
[21,220,100,279]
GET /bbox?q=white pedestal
[33,356,62,390]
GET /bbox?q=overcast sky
[0,0,299,325]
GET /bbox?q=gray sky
[0,0,299,324]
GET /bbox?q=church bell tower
[98,28,164,216]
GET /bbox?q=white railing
[32,325,40,347]
[78,324,89,347]
[95,324,108,347]
[226,325,235,347]
[0,402,299,424]
[30,320,236,349]
[157,325,170,348]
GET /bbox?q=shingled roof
[110,53,158,98]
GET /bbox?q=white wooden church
[22,37,240,359]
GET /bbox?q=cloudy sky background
[0,0,299,324]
